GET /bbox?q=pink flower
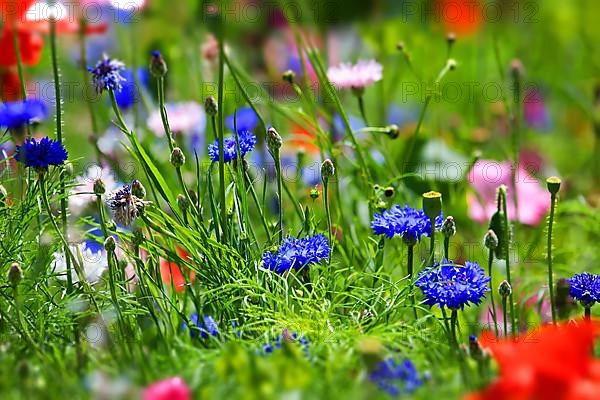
[147,102,206,137]
[69,165,118,215]
[467,159,550,225]
[327,59,382,91]
[143,377,190,400]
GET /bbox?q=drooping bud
[177,194,189,212]
[383,186,395,198]
[546,176,561,195]
[149,50,168,78]
[170,147,185,168]
[93,178,106,195]
[422,191,442,220]
[282,70,295,85]
[104,236,116,252]
[8,262,22,288]
[204,96,218,116]
[320,159,335,180]
[267,127,283,155]
[386,124,400,139]
[484,229,498,250]
[447,59,457,71]
[499,280,512,298]
[441,216,456,238]
[131,180,146,199]
[309,187,320,200]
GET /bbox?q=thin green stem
[407,244,417,320]
[357,95,369,126]
[487,249,500,337]
[216,37,227,242]
[323,179,333,260]
[49,14,73,292]
[547,192,558,323]
[499,188,517,337]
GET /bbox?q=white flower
[327,59,383,91]
[69,165,118,215]
[147,101,206,137]
[52,243,108,284]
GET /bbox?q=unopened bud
[447,59,457,70]
[441,216,456,237]
[282,70,295,84]
[204,96,218,116]
[104,236,116,252]
[131,180,146,199]
[267,127,283,154]
[8,262,22,288]
[321,159,335,180]
[484,229,498,250]
[93,179,106,195]
[469,335,484,360]
[149,50,168,78]
[177,194,189,211]
[170,147,185,168]
[396,41,405,51]
[383,186,395,198]
[131,229,144,247]
[187,189,198,205]
[499,280,512,298]
[386,124,400,139]
[511,58,524,76]
[309,187,320,200]
[446,32,456,45]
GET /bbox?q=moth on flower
[106,181,149,227]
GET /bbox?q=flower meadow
[2,0,600,399]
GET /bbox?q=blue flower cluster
[114,68,148,110]
[88,54,127,94]
[225,106,259,133]
[371,205,443,243]
[183,314,218,339]
[262,234,330,274]
[261,331,310,358]
[415,260,490,310]
[568,272,600,307]
[15,137,68,170]
[369,357,423,396]
[208,130,257,163]
[0,99,48,130]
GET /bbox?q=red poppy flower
[0,69,23,101]
[467,321,600,400]
[0,0,107,67]
[287,123,320,155]
[436,0,482,36]
[160,247,196,293]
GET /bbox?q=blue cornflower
[208,130,257,163]
[568,272,600,307]
[0,99,48,130]
[369,357,423,396]
[262,234,330,274]
[371,204,443,244]
[183,314,218,339]
[88,54,126,94]
[225,107,259,133]
[415,260,490,310]
[114,68,148,109]
[15,137,68,170]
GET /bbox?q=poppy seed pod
[546,176,561,195]
[422,191,442,220]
